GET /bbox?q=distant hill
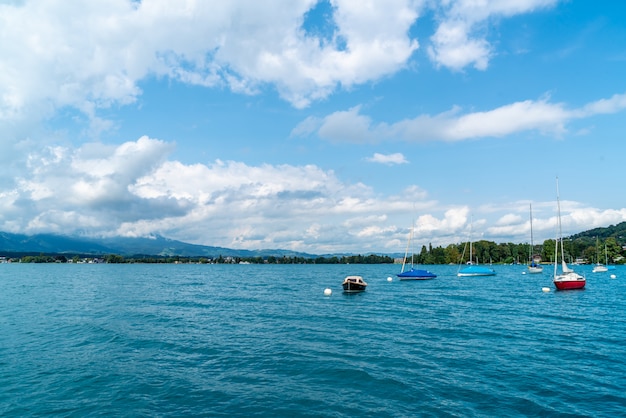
[568,222,626,242]
[0,232,316,259]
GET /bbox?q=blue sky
[1,0,626,254]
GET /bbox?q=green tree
[105,254,125,263]
[605,237,621,263]
[444,244,461,264]
[542,239,556,263]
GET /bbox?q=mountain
[0,232,316,259]
[0,232,114,254]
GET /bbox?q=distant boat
[342,275,368,293]
[593,264,608,273]
[553,178,585,290]
[527,203,543,274]
[397,219,436,280]
[457,217,496,277]
[592,238,608,273]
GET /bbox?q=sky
[1,0,626,255]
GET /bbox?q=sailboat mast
[556,177,567,273]
[529,203,534,263]
[469,216,473,264]
[400,224,410,273]
[554,177,565,277]
[410,219,414,268]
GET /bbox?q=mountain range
[0,232,318,259]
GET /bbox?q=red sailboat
[553,178,585,290]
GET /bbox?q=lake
[1,263,624,416]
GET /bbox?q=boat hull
[397,268,436,280]
[342,283,367,293]
[554,279,586,290]
[554,272,586,290]
[457,265,496,277]
[527,266,544,274]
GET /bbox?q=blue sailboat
[457,218,495,277]
[397,220,436,280]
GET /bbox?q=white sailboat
[527,203,543,274]
[592,238,608,273]
[553,178,586,290]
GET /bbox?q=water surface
[1,263,624,416]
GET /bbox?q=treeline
[13,253,395,264]
[413,236,625,265]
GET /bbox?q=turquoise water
[1,263,624,417]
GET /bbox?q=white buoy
[387,276,393,282]
[522,271,526,275]
[610,274,616,279]
[542,287,551,293]
[324,288,332,296]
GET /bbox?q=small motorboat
[342,275,368,293]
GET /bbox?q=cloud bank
[2,136,624,253]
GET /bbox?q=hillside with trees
[412,222,626,266]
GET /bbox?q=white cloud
[296,92,626,143]
[366,152,408,165]
[0,0,575,142]
[0,135,435,252]
[318,106,378,142]
[0,0,421,133]
[579,93,626,116]
[486,202,626,243]
[428,20,491,70]
[427,0,559,71]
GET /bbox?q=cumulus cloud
[486,201,626,243]
[0,0,420,132]
[427,0,559,71]
[0,135,624,252]
[0,135,447,252]
[293,92,626,143]
[0,0,583,171]
[0,0,567,132]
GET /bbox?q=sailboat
[553,178,585,290]
[457,217,496,277]
[592,237,608,273]
[397,220,436,280]
[527,203,543,274]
